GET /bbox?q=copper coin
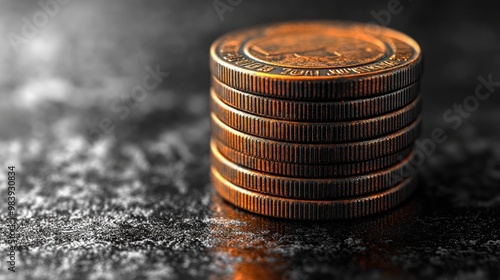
[212,140,413,178]
[211,167,418,220]
[211,89,422,143]
[211,113,421,164]
[211,140,416,199]
[210,21,422,100]
[211,76,421,122]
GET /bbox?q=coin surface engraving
[210,21,422,99]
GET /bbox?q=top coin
[210,21,422,100]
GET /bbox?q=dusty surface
[1,108,500,280]
[0,1,500,279]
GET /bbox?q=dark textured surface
[0,0,499,279]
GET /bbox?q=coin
[211,113,421,164]
[211,167,418,220]
[212,140,413,178]
[212,76,421,122]
[211,140,415,199]
[210,21,422,100]
[211,89,422,143]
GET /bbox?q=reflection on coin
[211,89,422,143]
[211,140,416,199]
[213,140,413,178]
[211,167,418,220]
[210,21,422,100]
[211,113,421,164]
[212,77,421,121]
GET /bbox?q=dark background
[0,0,499,279]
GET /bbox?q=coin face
[210,21,422,99]
[245,32,385,68]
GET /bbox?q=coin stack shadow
[209,21,423,220]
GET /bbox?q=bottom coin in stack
[210,167,418,220]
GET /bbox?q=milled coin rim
[210,21,422,99]
[211,140,416,199]
[210,20,421,80]
[211,113,422,164]
[211,89,422,143]
[211,76,421,121]
[213,139,414,178]
[211,167,418,220]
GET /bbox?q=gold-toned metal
[211,77,421,122]
[211,89,422,143]
[210,21,422,100]
[211,113,421,164]
[208,20,423,219]
[211,167,418,220]
[211,140,415,199]
[212,140,413,178]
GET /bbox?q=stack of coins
[209,21,423,220]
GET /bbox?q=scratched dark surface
[0,0,500,279]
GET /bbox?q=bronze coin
[211,140,416,199]
[211,113,421,164]
[211,167,418,220]
[212,140,413,178]
[211,76,421,122]
[211,89,422,143]
[210,21,422,100]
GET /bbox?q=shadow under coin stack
[209,21,423,220]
